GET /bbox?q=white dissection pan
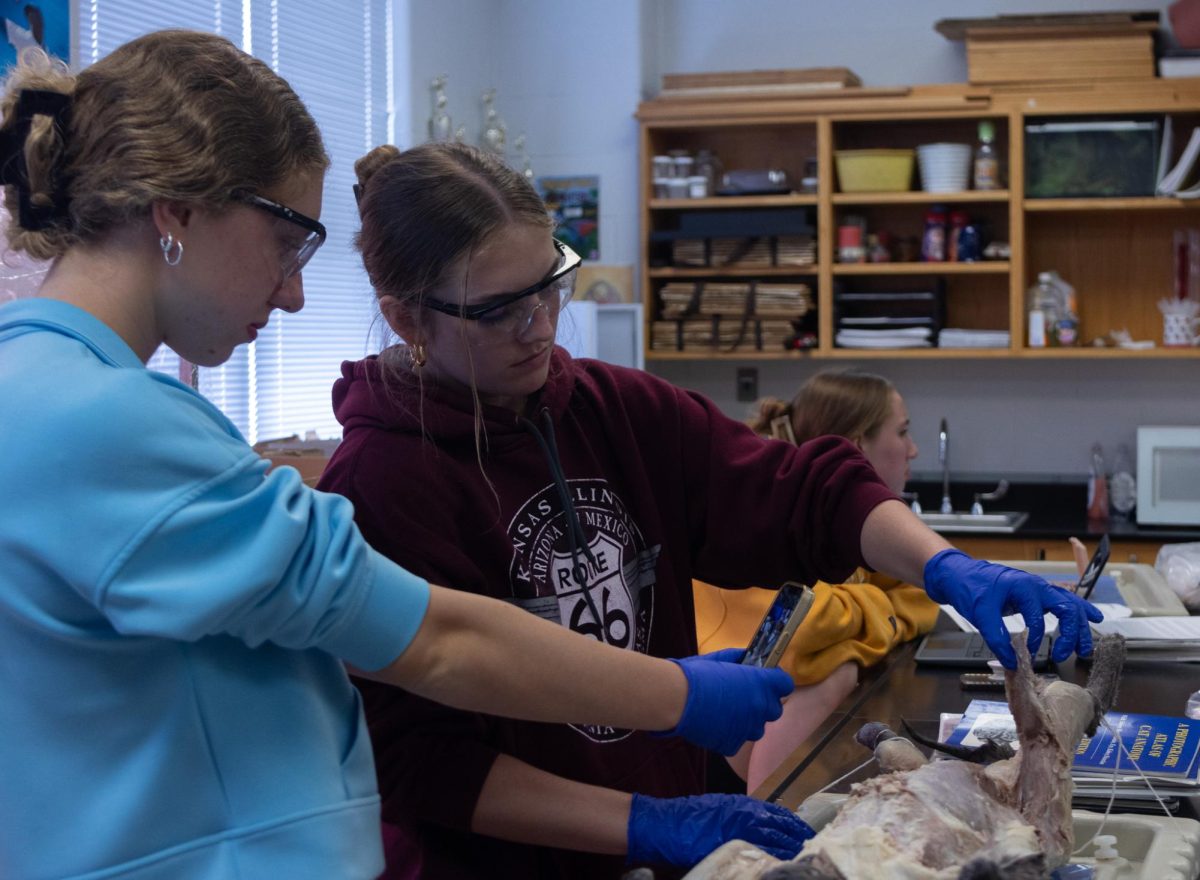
[679,793,1200,880]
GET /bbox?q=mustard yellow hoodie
[694,573,939,686]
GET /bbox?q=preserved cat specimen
[679,633,1126,880]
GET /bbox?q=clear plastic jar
[694,149,723,196]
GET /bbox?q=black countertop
[905,477,1200,543]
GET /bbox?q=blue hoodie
[0,299,430,879]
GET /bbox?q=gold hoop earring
[410,342,427,368]
[159,233,183,267]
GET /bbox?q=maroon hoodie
[318,347,896,879]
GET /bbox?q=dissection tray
[680,794,1200,880]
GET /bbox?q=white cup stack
[917,143,972,193]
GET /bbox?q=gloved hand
[924,548,1104,668]
[658,648,794,755]
[627,792,815,867]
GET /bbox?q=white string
[1071,716,1175,856]
[814,755,878,796]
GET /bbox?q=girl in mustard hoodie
[694,370,939,791]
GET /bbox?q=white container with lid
[665,177,689,199]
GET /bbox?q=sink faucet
[938,418,952,514]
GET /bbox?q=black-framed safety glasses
[235,192,327,279]
[422,239,582,332]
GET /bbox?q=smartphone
[741,582,815,668]
[1076,534,1110,601]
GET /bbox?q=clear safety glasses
[422,239,581,342]
[236,191,327,280]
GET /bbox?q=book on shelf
[945,699,1200,786]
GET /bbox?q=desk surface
[754,617,1200,812]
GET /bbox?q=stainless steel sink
[916,511,1029,534]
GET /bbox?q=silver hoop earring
[160,233,184,267]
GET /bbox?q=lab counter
[752,619,1200,817]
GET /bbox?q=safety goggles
[422,239,581,340]
[235,191,327,280]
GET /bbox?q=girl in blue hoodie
[0,30,809,880]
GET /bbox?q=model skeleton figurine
[480,88,507,157]
[427,75,452,143]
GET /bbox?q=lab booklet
[944,699,1200,784]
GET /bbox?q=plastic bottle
[867,233,891,263]
[1087,443,1109,526]
[1110,443,1137,520]
[1027,272,1061,347]
[957,220,982,263]
[948,211,968,262]
[973,120,1000,191]
[1045,270,1079,346]
[922,206,947,262]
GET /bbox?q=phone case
[742,582,815,668]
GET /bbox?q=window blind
[79,0,394,443]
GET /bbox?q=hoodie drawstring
[520,408,603,630]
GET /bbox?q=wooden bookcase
[636,79,1200,362]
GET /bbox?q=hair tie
[0,89,73,231]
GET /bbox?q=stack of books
[649,318,797,353]
[754,283,815,317]
[658,281,812,320]
[943,699,1200,812]
[653,280,812,353]
[710,237,772,267]
[669,235,816,269]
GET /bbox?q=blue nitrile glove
[627,792,815,867]
[658,648,794,755]
[924,548,1104,668]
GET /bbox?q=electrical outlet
[735,367,758,402]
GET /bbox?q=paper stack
[938,328,1011,349]
[835,326,933,349]
[1090,615,1200,662]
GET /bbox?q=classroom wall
[401,0,1197,478]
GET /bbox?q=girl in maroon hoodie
[318,142,1101,879]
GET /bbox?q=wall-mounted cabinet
[636,80,1200,362]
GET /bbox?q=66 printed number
[569,586,630,647]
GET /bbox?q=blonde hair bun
[354,144,402,192]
